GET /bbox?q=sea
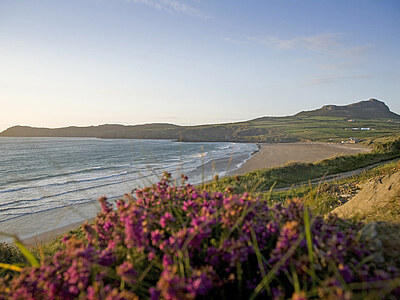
[0,137,257,241]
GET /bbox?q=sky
[1,0,399,131]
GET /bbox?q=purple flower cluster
[0,238,137,299]
[1,173,398,299]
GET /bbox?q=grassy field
[183,115,400,143]
[3,115,400,143]
[233,116,400,143]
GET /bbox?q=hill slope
[1,99,399,142]
[295,99,400,119]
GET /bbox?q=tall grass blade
[249,233,304,300]
[0,262,22,272]
[250,227,266,279]
[0,231,39,267]
[303,207,314,266]
[14,239,40,267]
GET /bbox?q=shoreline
[0,202,101,245]
[232,142,371,175]
[7,142,371,246]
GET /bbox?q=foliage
[1,174,399,299]
[0,243,26,266]
[0,242,26,278]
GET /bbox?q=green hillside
[2,99,400,142]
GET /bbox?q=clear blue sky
[1,0,399,131]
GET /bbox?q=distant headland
[1,99,399,143]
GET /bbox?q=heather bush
[1,173,399,299]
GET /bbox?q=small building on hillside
[348,138,358,143]
[341,137,360,144]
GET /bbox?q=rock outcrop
[296,99,400,119]
[330,170,400,222]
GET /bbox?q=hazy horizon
[1,0,399,132]
[2,97,400,132]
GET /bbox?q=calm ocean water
[0,137,257,240]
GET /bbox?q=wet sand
[233,142,371,175]
[0,201,101,245]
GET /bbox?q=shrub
[1,174,399,299]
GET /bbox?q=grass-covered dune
[1,173,400,299]
[267,158,400,217]
[207,135,400,194]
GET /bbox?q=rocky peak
[295,99,398,119]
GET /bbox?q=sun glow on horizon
[1,0,399,132]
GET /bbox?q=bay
[0,137,257,241]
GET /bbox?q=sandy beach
[233,142,371,175]
[13,142,370,246]
[0,201,101,246]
